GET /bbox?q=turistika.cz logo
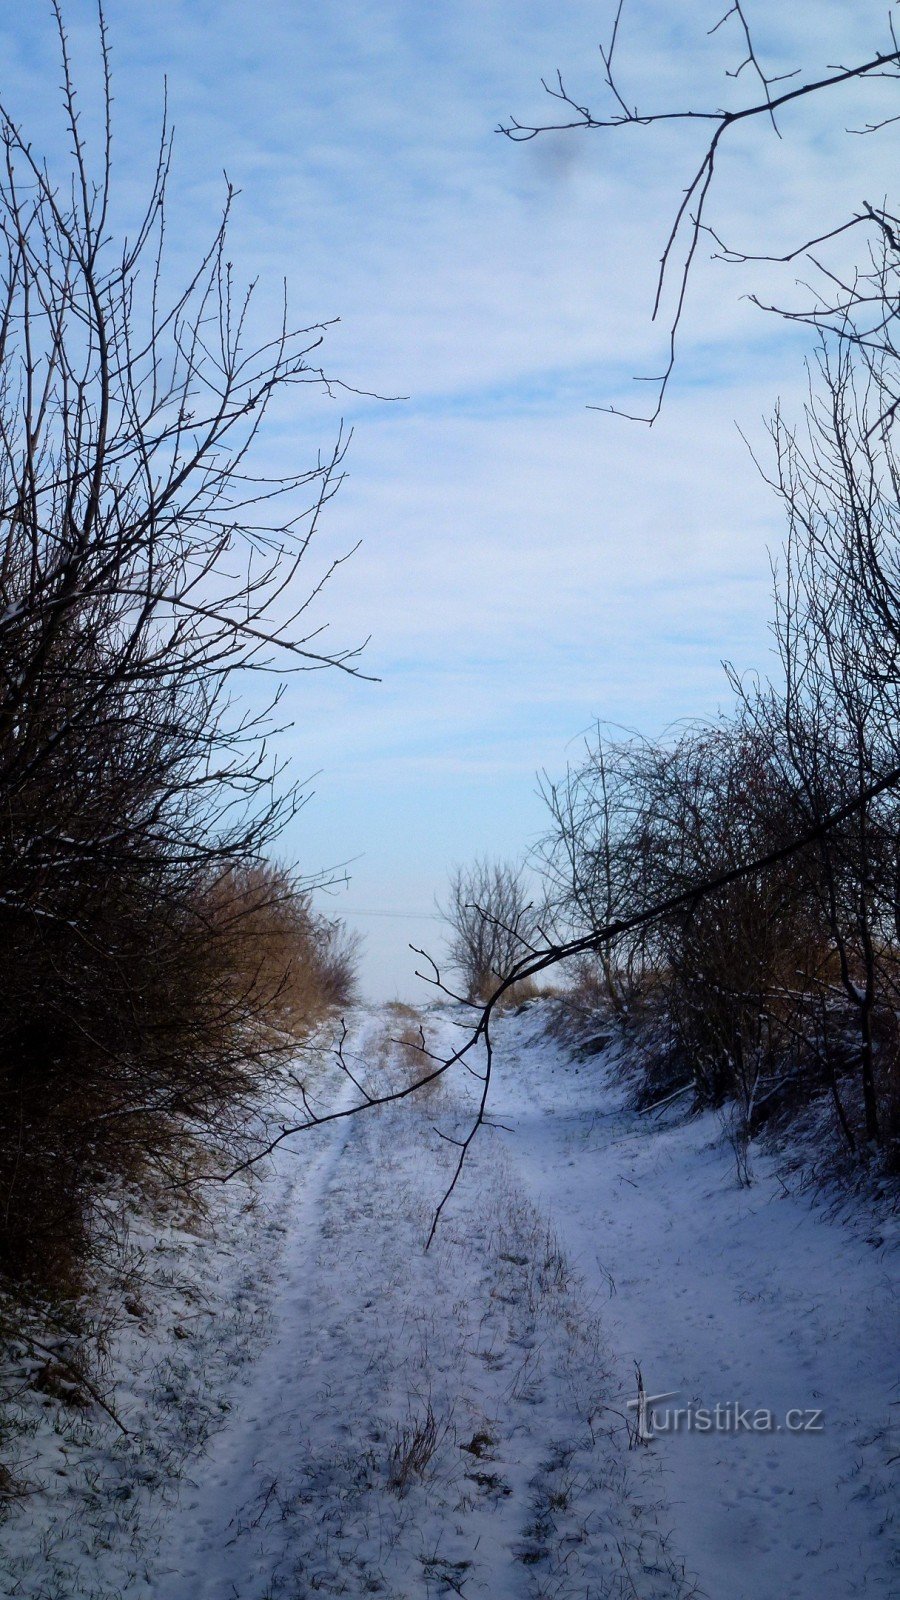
[626,1389,825,1441]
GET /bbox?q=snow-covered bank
[0,1001,896,1598]
[488,1005,899,1599]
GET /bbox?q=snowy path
[152,1007,689,1600]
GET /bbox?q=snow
[0,1002,896,1598]
[486,1006,899,1599]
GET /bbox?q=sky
[1,1,896,997]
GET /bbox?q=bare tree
[439,859,537,1002]
[536,735,659,1016]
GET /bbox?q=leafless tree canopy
[439,859,537,1002]
[520,322,900,1162]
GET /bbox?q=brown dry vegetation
[202,863,360,1043]
[0,860,358,1298]
[373,1009,444,1100]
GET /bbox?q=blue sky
[2,1,896,995]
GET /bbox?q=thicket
[439,860,538,1003]
[0,9,359,1300]
[536,330,900,1166]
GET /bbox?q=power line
[338,907,440,920]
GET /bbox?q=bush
[0,856,359,1291]
[201,862,360,1039]
[540,714,900,1167]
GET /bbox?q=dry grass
[374,1010,444,1101]
[384,1000,419,1022]
[0,858,359,1344]
[470,975,549,1009]
[202,862,359,1042]
[387,1402,448,1495]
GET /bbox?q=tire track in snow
[155,1005,694,1600]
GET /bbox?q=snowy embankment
[0,1002,896,1598]
[489,1007,898,1600]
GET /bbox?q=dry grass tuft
[387,1402,446,1495]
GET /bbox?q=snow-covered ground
[0,1002,896,1598]
[487,1007,899,1600]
